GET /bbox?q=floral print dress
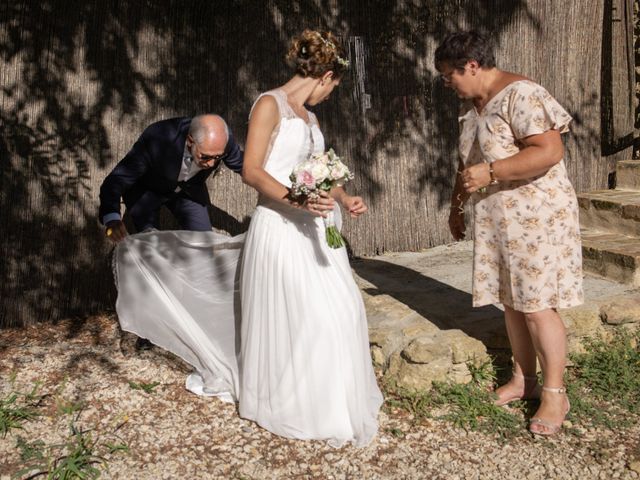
[458,80,584,312]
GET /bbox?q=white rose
[310,162,330,182]
[330,163,347,180]
[316,152,330,163]
[294,160,311,175]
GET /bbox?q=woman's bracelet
[489,164,499,185]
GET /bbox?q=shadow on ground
[352,257,512,373]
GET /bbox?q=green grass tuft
[384,330,640,438]
[12,410,130,480]
[0,380,44,438]
[566,329,640,429]
[128,380,161,394]
[384,359,525,439]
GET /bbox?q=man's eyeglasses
[198,153,225,162]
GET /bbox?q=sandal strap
[512,371,538,381]
[542,386,566,394]
[529,417,561,435]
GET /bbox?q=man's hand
[105,220,128,244]
[448,208,466,241]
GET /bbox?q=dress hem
[472,297,585,313]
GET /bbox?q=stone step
[578,190,640,237]
[617,160,640,190]
[581,229,640,286]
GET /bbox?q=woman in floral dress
[434,31,583,435]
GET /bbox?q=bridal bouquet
[289,148,354,248]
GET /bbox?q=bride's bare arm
[242,96,334,215]
[241,96,291,203]
[330,186,368,218]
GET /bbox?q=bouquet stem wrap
[323,210,345,249]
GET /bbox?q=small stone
[438,329,489,364]
[600,294,640,325]
[402,336,450,364]
[370,345,386,367]
[401,320,439,338]
[560,303,603,338]
[392,357,452,390]
[629,460,640,474]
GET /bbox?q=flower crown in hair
[317,33,350,68]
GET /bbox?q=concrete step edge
[581,229,640,286]
[578,192,640,227]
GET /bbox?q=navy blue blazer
[99,117,243,224]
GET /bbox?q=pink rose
[297,170,316,188]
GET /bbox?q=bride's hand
[341,195,367,218]
[303,191,335,217]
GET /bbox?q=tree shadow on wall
[0,0,531,328]
[335,0,539,206]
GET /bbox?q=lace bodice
[250,89,325,187]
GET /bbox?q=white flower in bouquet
[329,162,349,184]
[289,148,354,248]
[310,162,330,183]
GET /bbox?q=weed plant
[0,376,44,438]
[12,410,129,480]
[384,360,524,439]
[384,329,640,438]
[566,329,640,429]
[128,381,160,394]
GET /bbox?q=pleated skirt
[238,205,382,447]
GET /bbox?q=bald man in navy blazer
[99,114,243,243]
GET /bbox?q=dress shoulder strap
[307,110,319,128]
[249,89,295,120]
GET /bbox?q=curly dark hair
[434,31,496,72]
[286,29,349,78]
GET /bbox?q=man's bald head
[187,114,230,168]
[189,114,229,145]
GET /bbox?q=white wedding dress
[114,89,382,447]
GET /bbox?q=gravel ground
[1,315,639,480]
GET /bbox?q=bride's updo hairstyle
[287,29,349,78]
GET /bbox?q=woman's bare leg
[494,305,540,404]
[524,308,569,433]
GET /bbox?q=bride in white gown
[239,29,382,447]
[114,29,382,447]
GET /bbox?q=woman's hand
[301,190,335,217]
[461,163,490,193]
[460,130,564,189]
[448,207,466,240]
[341,195,368,218]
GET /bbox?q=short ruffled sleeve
[502,82,572,140]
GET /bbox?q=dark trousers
[126,190,212,232]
